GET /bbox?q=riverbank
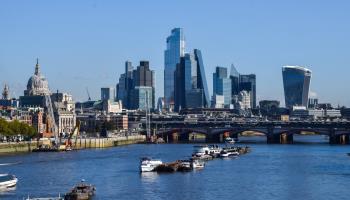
[0,135,146,155]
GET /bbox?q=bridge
[149,120,350,144]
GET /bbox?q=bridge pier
[280,133,293,144]
[329,134,349,145]
[179,131,190,142]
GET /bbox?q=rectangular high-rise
[213,66,232,107]
[164,28,185,110]
[239,74,256,108]
[101,87,115,101]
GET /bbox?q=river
[0,135,349,200]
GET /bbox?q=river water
[0,135,350,200]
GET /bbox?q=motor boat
[140,157,163,172]
[191,160,205,169]
[193,145,210,157]
[220,147,240,157]
[224,137,235,144]
[178,160,192,172]
[0,174,18,189]
[64,180,95,200]
[208,145,222,158]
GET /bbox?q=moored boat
[177,160,192,172]
[0,174,18,189]
[220,147,240,157]
[140,157,163,172]
[64,181,95,200]
[191,159,205,169]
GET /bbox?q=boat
[193,145,210,157]
[64,181,95,200]
[140,157,163,172]
[0,174,18,189]
[224,137,235,144]
[208,145,222,158]
[177,160,192,172]
[220,147,240,157]
[191,159,205,169]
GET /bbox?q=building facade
[213,66,232,108]
[101,87,116,101]
[282,66,311,108]
[164,28,185,110]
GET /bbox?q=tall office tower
[116,61,134,108]
[174,49,210,111]
[131,61,155,110]
[101,87,115,101]
[213,66,232,108]
[239,74,256,108]
[282,66,311,108]
[230,64,240,97]
[164,28,185,110]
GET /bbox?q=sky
[1,0,350,106]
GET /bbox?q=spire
[35,58,40,75]
[2,84,10,100]
[230,64,239,77]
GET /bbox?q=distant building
[282,66,311,108]
[101,87,115,101]
[213,66,231,108]
[174,49,210,111]
[308,98,318,109]
[116,60,155,111]
[239,74,256,108]
[164,28,185,110]
[259,100,280,116]
[238,90,251,110]
[230,64,240,97]
[157,97,165,112]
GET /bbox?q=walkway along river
[0,135,350,200]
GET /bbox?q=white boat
[224,137,235,144]
[191,160,205,169]
[140,157,163,172]
[0,174,18,189]
[220,148,240,157]
[208,145,222,158]
[193,145,210,157]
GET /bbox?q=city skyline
[1,1,350,106]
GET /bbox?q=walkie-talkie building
[282,66,312,108]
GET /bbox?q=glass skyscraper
[282,66,311,108]
[174,49,210,111]
[164,28,185,110]
[213,66,232,107]
[239,74,256,108]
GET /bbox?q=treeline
[0,118,37,139]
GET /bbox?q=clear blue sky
[1,0,350,106]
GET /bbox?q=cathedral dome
[24,59,50,96]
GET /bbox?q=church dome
[24,59,50,96]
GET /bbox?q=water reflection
[140,172,159,183]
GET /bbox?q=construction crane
[44,94,59,148]
[64,121,80,150]
[86,87,91,101]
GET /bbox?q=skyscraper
[164,28,185,110]
[239,74,256,108]
[101,87,115,101]
[230,64,240,96]
[116,61,134,109]
[213,66,232,107]
[174,49,210,111]
[282,66,311,108]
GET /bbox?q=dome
[24,59,51,96]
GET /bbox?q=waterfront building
[101,87,116,101]
[174,49,210,111]
[213,66,232,108]
[19,60,76,136]
[282,66,311,108]
[164,28,185,110]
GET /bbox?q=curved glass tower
[164,28,185,110]
[282,66,312,108]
